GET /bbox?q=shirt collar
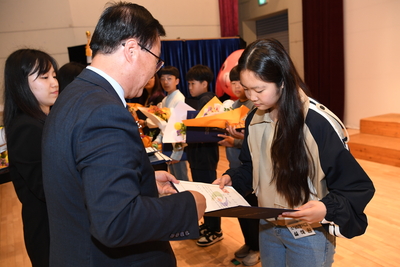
[250,109,274,125]
[86,66,127,107]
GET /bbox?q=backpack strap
[309,98,349,150]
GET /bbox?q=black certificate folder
[205,206,297,219]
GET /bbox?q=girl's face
[144,76,155,91]
[240,70,281,111]
[28,65,59,114]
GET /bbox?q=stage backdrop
[160,37,243,97]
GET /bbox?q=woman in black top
[3,49,59,267]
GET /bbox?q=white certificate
[172,180,250,213]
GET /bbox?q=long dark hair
[237,39,313,207]
[90,2,165,56]
[138,74,165,106]
[58,62,85,94]
[3,49,58,138]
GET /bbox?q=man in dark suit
[42,3,206,266]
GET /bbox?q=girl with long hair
[3,48,58,267]
[214,39,374,266]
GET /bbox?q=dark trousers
[239,193,259,251]
[20,194,50,267]
[191,168,221,232]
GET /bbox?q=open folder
[172,181,296,219]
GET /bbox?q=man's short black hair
[90,2,165,57]
[159,66,180,79]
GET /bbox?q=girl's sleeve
[306,111,375,238]
[224,109,256,197]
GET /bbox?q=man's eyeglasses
[122,42,164,72]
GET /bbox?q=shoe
[234,244,250,258]
[196,230,223,247]
[242,250,260,266]
[198,223,208,237]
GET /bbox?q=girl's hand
[280,200,327,224]
[212,174,232,191]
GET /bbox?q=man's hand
[155,171,179,195]
[280,200,327,224]
[155,171,206,220]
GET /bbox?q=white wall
[238,0,304,80]
[343,0,400,128]
[1,0,399,129]
[0,0,220,104]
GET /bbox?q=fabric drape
[302,0,345,120]
[160,38,241,97]
[218,0,239,37]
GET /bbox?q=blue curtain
[160,38,241,97]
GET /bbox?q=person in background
[41,3,206,266]
[186,64,222,246]
[3,48,59,267]
[217,66,259,266]
[135,74,166,171]
[214,38,375,267]
[57,61,85,94]
[152,66,189,181]
[135,74,165,140]
[134,74,165,107]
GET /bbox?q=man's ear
[175,78,180,85]
[123,39,139,62]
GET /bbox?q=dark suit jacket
[42,69,198,267]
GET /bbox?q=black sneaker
[199,223,209,237]
[196,230,223,247]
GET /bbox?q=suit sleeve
[75,104,199,247]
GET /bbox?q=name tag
[286,220,316,239]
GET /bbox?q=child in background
[186,64,222,246]
[153,66,189,181]
[217,66,259,266]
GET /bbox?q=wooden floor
[1,134,400,267]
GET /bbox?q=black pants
[20,194,50,267]
[238,193,259,251]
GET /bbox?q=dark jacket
[7,113,50,267]
[42,69,199,267]
[186,92,219,170]
[225,99,375,239]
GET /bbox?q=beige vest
[248,90,328,209]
